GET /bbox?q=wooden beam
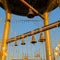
[7,20,60,43]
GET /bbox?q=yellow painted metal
[0,42,2,46]
[0,50,2,60]
[1,12,11,60]
[44,12,53,60]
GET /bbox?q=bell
[21,38,26,45]
[27,8,34,18]
[14,41,18,46]
[31,35,37,44]
[38,32,45,42]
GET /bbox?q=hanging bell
[38,32,45,42]
[31,35,37,44]
[27,8,34,18]
[21,38,26,45]
[14,41,18,46]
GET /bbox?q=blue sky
[0,7,60,60]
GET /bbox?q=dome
[0,0,58,18]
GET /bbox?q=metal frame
[0,0,59,60]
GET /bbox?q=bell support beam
[7,20,60,43]
[43,12,53,60]
[20,0,44,19]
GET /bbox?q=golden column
[44,12,53,60]
[2,11,11,60]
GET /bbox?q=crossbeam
[7,20,60,43]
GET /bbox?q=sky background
[0,7,60,60]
